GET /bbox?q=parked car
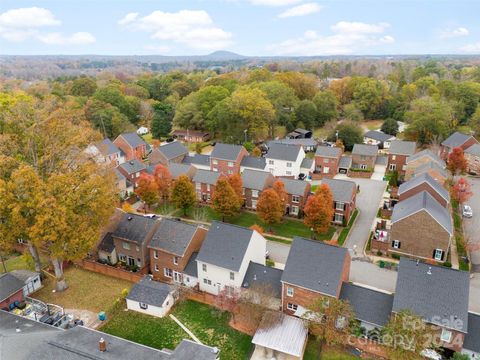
[463,205,473,218]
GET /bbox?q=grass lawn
[337,209,359,246]
[32,266,132,312]
[0,252,49,273]
[100,300,252,360]
[304,337,360,360]
[155,203,177,215]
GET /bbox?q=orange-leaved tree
[153,164,172,203]
[212,177,242,221]
[256,188,283,230]
[451,177,473,205]
[250,224,264,235]
[272,180,287,209]
[136,173,160,212]
[304,183,334,234]
[171,175,196,216]
[251,147,262,157]
[447,147,467,176]
[227,173,244,206]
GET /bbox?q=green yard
[337,209,360,246]
[0,252,49,273]
[100,300,252,360]
[304,337,360,360]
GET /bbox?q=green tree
[381,118,399,136]
[171,175,197,216]
[328,121,363,151]
[70,77,97,97]
[151,102,174,138]
[351,77,389,119]
[468,105,480,137]
[137,76,172,101]
[312,90,338,126]
[294,100,317,129]
[85,99,135,138]
[276,72,317,100]
[342,103,364,122]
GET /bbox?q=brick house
[440,131,479,160]
[398,173,450,208]
[413,161,448,185]
[86,138,124,166]
[210,143,248,175]
[387,140,417,177]
[281,237,350,316]
[171,129,210,143]
[192,169,221,203]
[148,141,188,166]
[405,149,445,181]
[321,178,357,225]
[389,191,452,262]
[279,178,311,217]
[392,258,469,352]
[314,146,342,178]
[351,144,378,172]
[0,273,24,310]
[241,169,275,210]
[148,219,207,285]
[465,143,480,175]
[116,159,147,188]
[111,213,159,269]
[113,132,149,161]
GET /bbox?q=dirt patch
[66,308,103,329]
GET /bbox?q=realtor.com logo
[347,315,465,350]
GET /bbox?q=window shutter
[433,250,437,259]
[398,241,401,249]
[343,203,346,211]
[441,251,445,261]
[391,241,395,247]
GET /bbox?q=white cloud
[267,21,394,55]
[278,3,322,18]
[440,27,469,39]
[249,0,302,6]
[459,43,480,53]
[38,32,96,45]
[0,7,60,28]
[119,10,233,50]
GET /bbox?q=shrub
[377,250,383,256]
[266,259,275,267]
[391,253,401,260]
[443,262,452,268]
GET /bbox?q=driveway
[349,259,397,293]
[463,176,480,272]
[267,240,290,264]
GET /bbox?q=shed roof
[464,312,480,353]
[338,155,352,169]
[268,138,317,147]
[300,158,314,169]
[126,275,172,307]
[9,270,39,284]
[0,273,24,302]
[321,178,356,203]
[183,252,198,278]
[149,219,200,256]
[242,169,273,191]
[266,143,301,162]
[352,143,378,156]
[98,232,115,253]
[211,143,244,161]
[389,140,417,156]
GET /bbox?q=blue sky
[0,0,479,56]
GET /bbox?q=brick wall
[387,154,409,177]
[351,154,376,170]
[196,183,216,203]
[314,155,340,178]
[211,148,248,175]
[0,289,23,310]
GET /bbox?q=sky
[0,0,479,56]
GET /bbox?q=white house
[137,126,149,135]
[10,270,42,296]
[85,139,125,166]
[196,222,266,296]
[265,143,305,178]
[126,275,175,318]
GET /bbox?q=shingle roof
[315,146,342,158]
[156,141,188,161]
[0,273,24,301]
[95,138,120,156]
[268,138,317,147]
[414,161,448,179]
[10,270,39,283]
[352,143,378,156]
[406,149,445,167]
[338,155,352,169]
[398,173,450,202]
[98,232,115,253]
[192,169,221,185]
[211,143,244,161]
[281,237,348,297]
[464,312,480,352]
[112,213,158,245]
[340,283,393,327]
[182,153,211,167]
[184,252,198,278]
[391,191,452,234]
[266,143,301,161]
[114,168,126,182]
[126,275,172,307]
[196,221,254,272]
[119,132,147,148]
[241,156,266,170]
[441,131,475,148]
[364,130,394,142]
[392,258,469,332]
[118,159,146,174]
[389,140,417,156]
[465,143,480,157]
[149,219,199,256]
[242,262,283,298]
[321,178,356,203]
[242,169,273,191]
[171,339,220,360]
[168,163,195,179]
[280,177,309,196]
[300,158,314,169]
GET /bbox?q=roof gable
[126,275,172,307]
[266,143,302,162]
[321,178,356,203]
[192,169,221,185]
[280,177,309,196]
[242,169,273,191]
[389,140,417,156]
[156,141,188,160]
[398,173,449,202]
[112,213,158,245]
[149,219,199,256]
[211,143,245,161]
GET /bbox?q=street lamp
[310,227,315,240]
[244,129,248,143]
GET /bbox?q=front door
[173,271,183,283]
[127,256,135,266]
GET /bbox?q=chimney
[99,338,107,352]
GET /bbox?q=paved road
[267,240,290,264]
[463,176,480,271]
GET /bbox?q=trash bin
[98,311,106,321]
[379,261,385,268]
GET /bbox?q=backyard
[0,252,48,273]
[304,337,360,360]
[100,300,252,360]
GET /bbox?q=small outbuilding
[0,273,24,310]
[126,275,175,318]
[10,270,42,296]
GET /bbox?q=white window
[153,250,158,259]
[212,159,218,165]
[135,245,140,252]
[122,242,130,250]
[291,206,299,215]
[207,193,211,201]
[154,264,159,272]
[139,302,148,309]
[119,254,126,262]
[230,272,235,280]
[336,202,344,211]
[225,285,235,297]
[173,256,179,265]
[286,162,292,168]
[268,160,274,165]
[136,172,140,178]
[360,164,367,170]
[252,200,257,209]
[389,163,396,171]
[164,268,173,278]
[252,190,259,198]
[323,167,330,174]
[323,158,329,163]
[196,182,201,190]
[286,171,292,175]
[203,278,212,285]
[391,155,396,161]
[287,303,298,311]
[228,161,234,167]
[292,195,300,203]
[287,287,294,297]
[206,184,210,191]
[212,167,218,172]
[334,213,343,223]
[269,168,274,174]
[393,240,401,249]
[440,328,452,343]
[434,249,443,261]
[202,264,207,272]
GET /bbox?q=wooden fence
[78,259,147,283]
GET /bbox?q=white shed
[10,270,42,296]
[137,126,149,135]
[126,275,174,318]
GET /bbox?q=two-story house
[387,140,417,177]
[148,219,207,285]
[114,168,132,199]
[314,146,342,178]
[241,169,275,210]
[210,143,248,175]
[389,191,452,262]
[280,178,311,217]
[167,163,197,180]
[265,143,305,178]
[440,131,479,160]
[398,173,450,208]
[111,213,159,269]
[268,138,317,153]
[86,138,125,166]
[196,222,266,296]
[240,156,267,173]
[363,130,395,150]
[192,169,221,203]
[116,159,147,188]
[321,178,357,224]
[464,143,480,175]
[413,161,448,185]
[148,141,188,166]
[281,237,350,317]
[113,132,149,161]
[405,149,445,181]
[351,144,378,173]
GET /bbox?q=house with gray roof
[363,130,395,149]
[390,191,452,262]
[168,163,197,180]
[240,155,267,172]
[196,221,266,296]
[113,131,149,162]
[148,219,207,284]
[193,169,221,203]
[268,138,317,152]
[441,131,478,160]
[0,273,25,310]
[413,160,449,185]
[387,140,417,177]
[148,141,188,166]
[405,149,445,181]
[242,261,283,299]
[210,143,248,175]
[287,128,312,139]
[116,159,147,188]
[393,258,469,352]
[465,143,480,175]
[242,169,275,210]
[351,144,378,173]
[398,172,450,207]
[463,312,480,358]
[281,237,350,317]
[182,153,211,170]
[265,143,305,178]
[126,275,175,318]
[86,138,125,166]
[321,178,357,224]
[279,177,311,217]
[314,146,343,178]
[10,270,42,296]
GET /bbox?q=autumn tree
[136,173,160,211]
[451,177,473,205]
[249,224,264,235]
[272,180,287,209]
[212,177,242,221]
[171,175,196,216]
[304,184,334,234]
[152,164,172,202]
[275,71,317,100]
[256,189,283,230]
[251,147,262,157]
[227,173,244,205]
[447,147,468,176]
